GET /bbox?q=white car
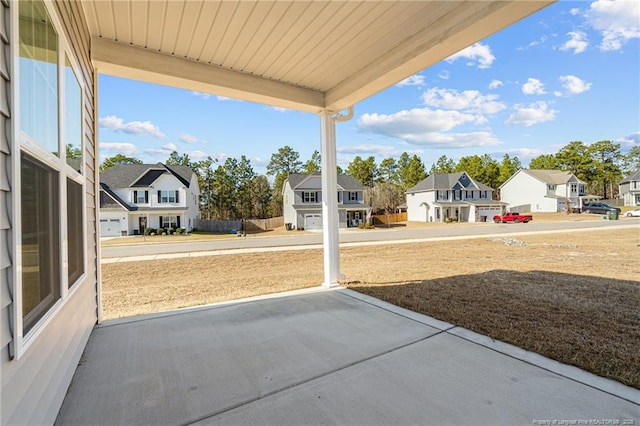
[626,207,640,217]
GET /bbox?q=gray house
[619,170,640,206]
[283,174,369,230]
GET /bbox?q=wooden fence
[372,212,407,225]
[194,216,284,233]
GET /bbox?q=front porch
[56,288,637,425]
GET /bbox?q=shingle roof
[521,169,581,185]
[285,173,365,191]
[99,183,137,211]
[406,172,492,193]
[619,169,640,184]
[100,163,193,189]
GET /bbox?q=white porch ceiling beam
[325,0,554,111]
[91,37,326,113]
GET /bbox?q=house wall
[501,172,556,212]
[1,1,98,424]
[283,182,297,226]
[619,181,640,206]
[406,191,435,222]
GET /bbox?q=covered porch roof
[82,0,554,113]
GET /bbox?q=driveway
[56,288,639,425]
[101,218,640,259]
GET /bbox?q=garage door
[100,219,121,237]
[304,214,322,230]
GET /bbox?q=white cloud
[617,131,640,149]
[179,134,205,144]
[522,78,546,95]
[570,8,581,16]
[438,70,450,80]
[357,108,501,148]
[99,115,166,138]
[560,31,589,54]
[186,150,209,159]
[585,0,640,51]
[336,144,416,157]
[192,91,211,99]
[99,142,137,156]
[143,142,178,156]
[269,106,290,112]
[505,101,557,127]
[488,79,503,90]
[217,96,243,102]
[421,88,506,115]
[397,74,426,87]
[446,42,495,69]
[504,147,545,158]
[559,75,592,95]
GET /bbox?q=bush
[144,227,154,235]
[176,227,185,235]
[167,228,174,235]
[156,228,164,235]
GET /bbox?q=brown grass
[101,227,640,388]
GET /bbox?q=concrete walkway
[56,288,639,426]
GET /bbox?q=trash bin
[285,223,292,231]
[608,210,619,220]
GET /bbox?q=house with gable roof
[283,173,369,230]
[406,172,505,223]
[619,169,640,206]
[99,163,200,236]
[499,169,588,212]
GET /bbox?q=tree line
[99,140,639,219]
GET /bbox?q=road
[101,218,639,259]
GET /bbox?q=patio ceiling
[81,0,554,113]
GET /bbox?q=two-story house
[406,172,505,222]
[99,163,200,236]
[499,169,587,212]
[283,174,369,230]
[619,170,640,206]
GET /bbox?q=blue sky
[98,0,640,176]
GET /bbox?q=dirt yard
[101,227,640,389]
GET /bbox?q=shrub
[156,228,164,235]
[176,227,185,235]
[144,227,154,235]
[167,228,174,235]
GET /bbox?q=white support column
[320,110,340,287]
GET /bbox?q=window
[21,154,60,334]
[134,190,148,204]
[302,191,317,203]
[158,190,178,203]
[453,191,461,201]
[161,216,179,229]
[437,190,448,200]
[548,184,556,191]
[17,0,86,341]
[348,191,358,201]
[570,183,577,193]
[67,180,84,286]
[19,0,58,154]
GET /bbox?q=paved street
[101,218,639,259]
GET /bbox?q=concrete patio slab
[56,288,640,426]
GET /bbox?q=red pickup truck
[492,212,533,223]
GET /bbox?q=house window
[134,190,148,204]
[548,184,556,191]
[437,190,448,200]
[67,179,84,286]
[302,191,317,203]
[161,216,179,229]
[21,155,61,334]
[159,190,178,203]
[570,183,577,193]
[633,181,637,189]
[453,191,461,201]
[18,0,87,340]
[348,191,358,201]
[579,185,586,195]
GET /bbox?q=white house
[283,174,369,230]
[99,163,200,236]
[406,172,505,223]
[499,169,588,212]
[619,170,640,206]
[0,1,552,423]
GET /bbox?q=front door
[138,217,147,234]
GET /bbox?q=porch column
[320,110,340,287]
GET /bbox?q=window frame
[302,191,317,203]
[11,0,88,358]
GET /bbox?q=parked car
[581,203,621,215]
[492,212,533,223]
[625,207,640,217]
